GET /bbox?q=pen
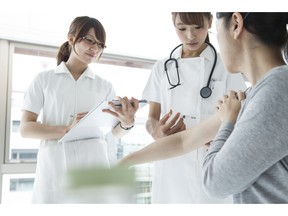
[182,115,196,119]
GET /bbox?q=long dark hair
[172,12,212,43]
[56,16,106,65]
[216,13,288,62]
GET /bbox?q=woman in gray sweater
[118,12,288,203]
[202,13,288,203]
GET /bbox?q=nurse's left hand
[103,96,139,127]
[216,90,242,123]
[67,112,88,132]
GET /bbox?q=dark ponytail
[284,15,288,63]
[285,13,288,63]
[285,42,288,64]
[57,41,70,66]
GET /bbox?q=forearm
[118,131,187,166]
[182,113,221,153]
[145,117,158,139]
[118,113,221,166]
[20,121,68,140]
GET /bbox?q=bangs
[180,13,204,26]
[71,17,106,45]
[172,12,211,27]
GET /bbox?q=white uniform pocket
[201,80,226,115]
[63,138,110,170]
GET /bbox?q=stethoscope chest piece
[200,86,212,98]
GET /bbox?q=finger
[221,94,228,101]
[75,112,88,120]
[102,109,119,118]
[216,99,223,109]
[228,90,238,99]
[121,96,129,110]
[237,91,246,101]
[181,123,186,131]
[159,110,172,125]
[229,90,237,95]
[217,99,223,105]
[168,118,185,134]
[107,101,118,111]
[123,96,129,103]
[130,97,139,110]
[163,112,181,131]
[77,112,89,116]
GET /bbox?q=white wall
[0,0,275,60]
[0,0,281,57]
[0,0,181,59]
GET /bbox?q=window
[1,174,35,204]
[0,39,156,203]
[9,45,57,163]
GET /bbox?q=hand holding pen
[102,96,139,128]
[67,112,88,132]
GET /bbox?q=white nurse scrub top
[142,45,247,203]
[22,62,116,203]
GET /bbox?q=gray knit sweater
[203,65,288,204]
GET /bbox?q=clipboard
[59,99,148,143]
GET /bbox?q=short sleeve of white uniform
[142,60,164,103]
[22,73,44,115]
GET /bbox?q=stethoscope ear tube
[164,46,182,89]
[203,41,218,95]
[169,44,183,59]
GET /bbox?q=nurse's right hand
[152,110,186,140]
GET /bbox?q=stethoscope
[164,41,217,98]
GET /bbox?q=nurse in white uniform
[142,13,247,203]
[20,16,138,203]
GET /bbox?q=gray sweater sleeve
[202,68,288,200]
[202,122,256,198]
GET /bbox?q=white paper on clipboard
[59,100,148,143]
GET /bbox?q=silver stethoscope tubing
[164,41,217,98]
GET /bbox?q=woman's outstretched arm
[118,113,221,166]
